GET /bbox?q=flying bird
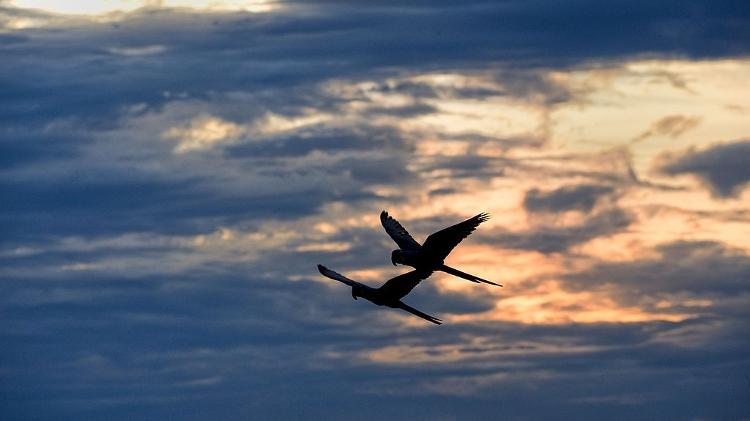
[317,264,442,324]
[380,211,501,286]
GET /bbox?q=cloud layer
[658,139,750,197]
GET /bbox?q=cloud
[633,114,701,143]
[108,44,167,56]
[565,240,750,299]
[403,281,496,315]
[523,184,615,214]
[481,208,633,253]
[0,159,383,242]
[656,139,750,197]
[6,0,277,15]
[0,126,83,168]
[226,124,409,158]
[428,187,457,196]
[163,114,246,153]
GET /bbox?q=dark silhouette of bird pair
[317,211,500,325]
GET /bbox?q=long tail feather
[397,302,442,325]
[440,264,502,287]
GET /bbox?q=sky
[1,1,750,419]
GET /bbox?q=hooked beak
[351,289,358,300]
[391,255,397,266]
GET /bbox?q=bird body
[390,248,427,268]
[317,264,441,324]
[381,211,501,286]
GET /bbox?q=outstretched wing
[396,302,442,325]
[378,270,432,300]
[422,213,489,262]
[380,210,421,250]
[317,264,367,289]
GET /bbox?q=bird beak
[391,255,397,266]
[351,290,358,300]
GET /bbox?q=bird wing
[421,213,489,262]
[317,264,367,289]
[396,302,442,325]
[378,269,432,300]
[380,210,422,250]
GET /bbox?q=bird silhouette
[380,211,501,286]
[317,264,441,324]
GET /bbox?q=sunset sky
[1,1,749,419]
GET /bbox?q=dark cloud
[3,260,747,420]
[0,175,317,241]
[523,184,616,213]
[226,124,410,158]
[428,187,457,196]
[565,240,750,298]
[2,0,748,128]
[444,132,546,151]
[482,208,633,253]
[657,139,750,197]
[344,156,415,184]
[3,237,749,421]
[404,280,496,315]
[633,114,701,143]
[0,32,26,44]
[0,155,396,244]
[369,80,439,98]
[363,102,437,117]
[421,154,508,179]
[491,70,577,106]
[0,269,394,419]
[0,127,84,168]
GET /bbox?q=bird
[380,210,501,286]
[317,264,442,324]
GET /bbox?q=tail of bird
[440,264,502,287]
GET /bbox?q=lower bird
[380,210,501,286]
[317,264,442,324]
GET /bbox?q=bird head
[391,250,402,266]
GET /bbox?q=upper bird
[380,211,501,286]
[317,264,441,324]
